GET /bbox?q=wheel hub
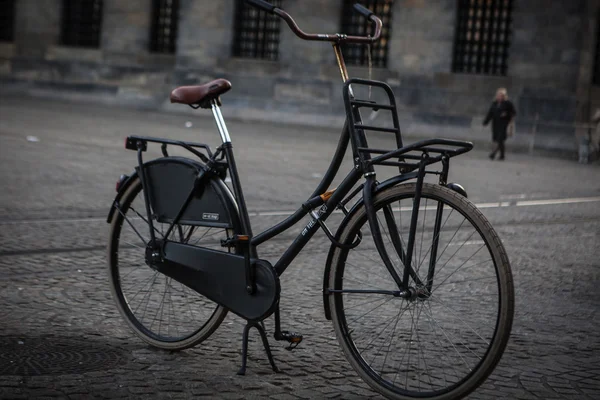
[404,285,430,301]
[144,240,163,270]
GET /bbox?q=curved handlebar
[353,3,373,18]
[275,9,382,44]
[244,0,382,44]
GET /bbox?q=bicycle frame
[126,40,472,296]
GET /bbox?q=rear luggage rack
[126,135,214,163]
[342,78,473,173]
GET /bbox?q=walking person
[483,88,517,160]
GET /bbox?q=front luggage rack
[343,78,473,173]
[360,139,473,171]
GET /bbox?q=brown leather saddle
[170,79,232,109]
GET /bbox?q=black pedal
[274,330,303,351]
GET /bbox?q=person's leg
[489,141,498,159]
[499,140,505,160]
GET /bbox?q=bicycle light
[115,174,128,192]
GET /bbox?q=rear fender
[106,172,139,223]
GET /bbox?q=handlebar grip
[353,3,374,18]
[245,0,276,13]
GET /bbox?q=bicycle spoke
[344,296,396,325]
[432,216,467,265]
[413,301,435,389]
[344,259,396,285]
[412,301,426,391]
[190,227,213,245]
[433,229,479,279]
[392,302,416,387]
[121,240,145,249]
[428,294,490,347]
[118,260,148,281]
[437,274,497,287]
[422,300,463,383]
[126,270,159,303]
[377,213,403,267]
[342,274,388,289]
[431,249,490,291]
[137,271,160,320]
[182,284,197,324]
[421,301,472,372]
[130,206,164,239]
[378,300,409,379]
[346,251,400,282]
[117,206,148,244]
[421,300,455,386]
[342,295,394,312]
[153,276,169,333]
[356,308,403,355]
[415,208,455,274]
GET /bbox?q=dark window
[61,0,104,48]
[232,0,282,61]
[452,0,513,76]
[594,9,600,85]
[0,0,16,42]
[340,0,393,68]
[150,0,179,54]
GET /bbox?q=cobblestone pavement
[0,97,599,399]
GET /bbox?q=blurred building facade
[0,0,599,152]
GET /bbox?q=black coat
[483,100,516,142]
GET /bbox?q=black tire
[328,183,514,399]
[107,177,231,350]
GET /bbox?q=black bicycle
[106,2,514,399]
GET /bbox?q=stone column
[101,0,152,64]
[176,0,235,69]
[387,0,456,78]
[510,0,583,92]
[14,0,61,57]
[574,0,599,122]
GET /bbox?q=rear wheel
[328,183,514,399]
[108,177,233,350]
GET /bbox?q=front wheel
[328,183,514,400]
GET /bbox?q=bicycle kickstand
[237,320,280,375]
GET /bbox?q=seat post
[210,99,231,144]
[208,98,255,252]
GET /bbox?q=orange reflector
[320,188,336,202]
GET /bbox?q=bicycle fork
[362,154,448,297]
